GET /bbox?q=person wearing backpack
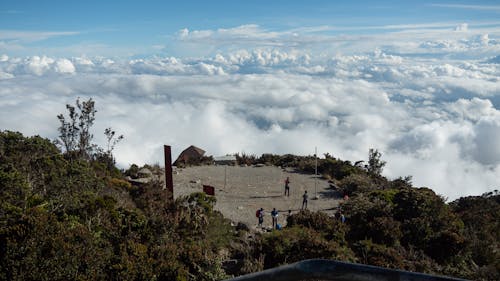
[256,208,264,227]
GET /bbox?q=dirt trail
[172,165,343,230]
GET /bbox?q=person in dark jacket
[257,208,264,227]
[271,208,279,229]
[302,191,308,210]
[284,177,290,196]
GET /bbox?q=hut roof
[187,145,205,156]
[174,145,206,165]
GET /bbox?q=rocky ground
[172,165,343,230]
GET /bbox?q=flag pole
[314,146,319,200]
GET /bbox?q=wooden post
[164,145,174,201]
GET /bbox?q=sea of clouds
[0,24,499,200]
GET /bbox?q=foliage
[124,164,139,178]
[319,156,361,181]
[0,131,237,281]
[450,192,500,280]
[258,226,357,269]
[56,98,97,160]
[286,209,348,242]
[56,98,123,166]
[2,129,498,280]
[367,148,386,176]
[234,152,258,166]
[339,173,377,196]
[235,152,364,182]
[340,186,473,278]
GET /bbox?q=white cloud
[0,71,14,79]
[472,117,500,165]
[54,58,75,74]
[429,4,500,12]
[1,26,500,200]
[447,98,498,121]
[172,23,500,59]
[25,56,54,76]
[0,30,79,42]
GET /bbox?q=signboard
[203,185,215,196]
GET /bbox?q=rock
[236,222,250,231]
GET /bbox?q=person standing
[257,208,264,227]
[302,190,308,210]
[284,177,290,196]
[271,208,279,229]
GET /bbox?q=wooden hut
[174,145,206,166]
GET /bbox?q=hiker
[271,208,279,229]
[284,177,290,196]
[257,208,264,227]
[286,209,292,226]
[302,190,308,210]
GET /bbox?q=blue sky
[1,1,500,199]
[2,1,500,57]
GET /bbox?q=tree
[56,103,78,154]
[57,98,96,160]
[75,98,97,160]
[95,127,124,171]
[56,98,122,164]
[104,127,123,156]
[368,148,386,176]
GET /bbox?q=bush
[108,177,132,191]
[286,210,348,242]
[259,226,356,269]
[339,173,376,196]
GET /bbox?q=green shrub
[259,226,357,269]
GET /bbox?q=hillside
[1,130,499,280]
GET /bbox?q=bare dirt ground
[172,165,343,230]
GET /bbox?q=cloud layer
[1,26,499,200]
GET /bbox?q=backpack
[256,209,260,218]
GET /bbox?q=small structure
[214,155,237,165]
[174,145,206,166]
[137,167,153,178]
[125,167,154,186]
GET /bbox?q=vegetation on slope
[0,98,498,280]
[0,130,239,281]
[232,152,498,280]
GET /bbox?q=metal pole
[314,146,318,200]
